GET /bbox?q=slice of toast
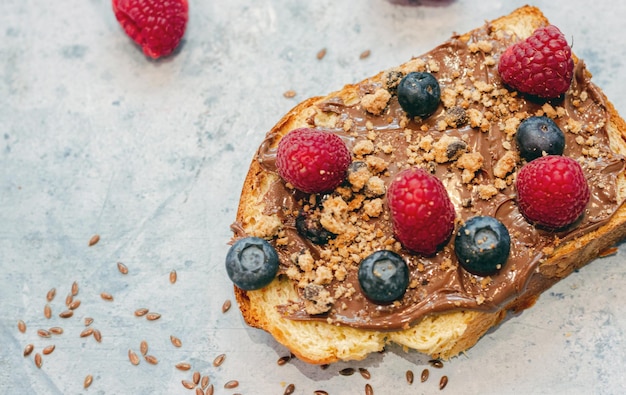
[230,5,626,364]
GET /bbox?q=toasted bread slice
[230,5,626,364]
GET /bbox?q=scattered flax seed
[34,353,42,368]
[100,292,113,301]
[320,364,330,370]
[140,340,148,356]
[213,353,226,367]
[175,362,191,371]
[600,246,619,257]
[49,327,63,335]
[224,380,239,389]
[71,281,79,296]
[406,370,414,384]
[42,345,55,355]
[317,48,327,60]
[69,300,81,310]
[360,49,371,59]
[193,371,201,385]
[84,317,94,326]
[283,90,297,99]
[80,328,94,338]
[128,349,140,365]
[201,375,210,389]
[88,234,100,246]
[170,335,182,348]
[59,310,74,318]
[195,388,204,395]
[277,355,291,366]
[169,270,177,284]
[284,383,295,395]
[44,304,52,319]
[117,262,128,274]
[144,355,158,365]
[365,383,374,395]
[134,308,149,317]
[23,344,34,357]
[93,329,102,343]
[84,374,93,389]
[206,384,214,395]
[17,320,26,333]
[439,375,449,390]
[37,329,51,338]
[222,299,232,313]
[65,294,73,306]
[46,288,56,302]
[339,367,356,376]
[421,368,429,383]
[429,359,444,368]
[146,312,161,321]
[182,380,195,390]
[359,368,371,380]
[314,391,329,395]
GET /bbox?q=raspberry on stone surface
[498,25,574,99]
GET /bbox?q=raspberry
[516,155,590,229]
[498,25,574,98]
[276,128,352,194]
[388,168,456,255]
[112,0,188,59]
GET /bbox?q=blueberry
[296,210,336,245]
[516,116,565,161]
[358,250,409,304]
[455,216,510,276]
[225,237,279,290]
[397,72,441,118]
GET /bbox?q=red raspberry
[516,155,590,229]
[388,168,456,255]
[112,0,188,59]
[276,128,352,194]
[498,25,574,98]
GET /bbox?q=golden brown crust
[231,5,626,364]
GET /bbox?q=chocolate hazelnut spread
[235,24,625,331]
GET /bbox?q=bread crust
[231,5,626,364]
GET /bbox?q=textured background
[2,1,625,394]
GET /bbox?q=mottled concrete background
[2,1,625,393]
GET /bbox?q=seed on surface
[84,374,93,389]
[365,383,374,395]
[181,380,195,390]
[169,270,177,284]
[34,353,42,368]
[84,317,94,326]
[277,355,291,366]
[42,345,55,355]
[100,292,113,301]
[59,310,73,318]
[421,368,429,383]
[144,355,158,365]
[206,384,214,395]
[49,327,64,335]
[46,288,56,302]
[224,380,239,389]
[88,234,100,246]
[193,371,200,385]
[175,362,191,371]
[93,329,102,343]
[117,262,128,274]
[314,391,329,395]
[139,340,148,355]
[69,300,81,310]
[201,375,209,389]
[80,328,94,338]
[44,304,52,319]
[134,308,149,317]
[359,368,371,380]
[37,329,51,338]
[283,90,297,99]
[65,294,73,306]
[213,353,225,367]
[339,367,355,376]
[170,335,182,348]
[17,320,26,333]
[360,49,371,59]
[146,313,161,321]
[406,370,414,384]
[195,388,204,395]
[23,344,34,357]
[71,281,79,296]
[128,349,140,365]
[222,299,231,313]
[429,359,443,368]
[320,364,330,370]
[317,48,327,60]
[439,375,449,390]
[284,383,295,395]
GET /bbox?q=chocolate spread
[237,24,624,330]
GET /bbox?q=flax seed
[34,353,42,368]
[193,371,200,385]
[44,304,51,319]
[169,270,177,284]
[213,353,225,367]
[88,234,100,246]
[134,308,149,317]
[93,329,102,343]
[144,355,158,365]
[71,281,79,296]
[17,320,26,333]
[80,328,94,338]
[406,370,414,384]
[49,327,63,335]
[277,355,291,366]
[65,294,73,306]
[42,345,55,355]
[284,383,295,395]
[117,262,128,274]
[140,340,148,355]
[84,374,93,389]
[206,384,214,395]
[100,292,113,301]
[195,388,204,395]
[46,288,56,302]
[145,313,161,321]
[170,335,182,348]
[23,344,34,357]
[359,368,371,380]
[317,48,327,60]
[421,368,429,383]
[38,329,51,338]
[365,383,374,395]
[283,90,297,99]
[224,380,239,389]
[429,359,443,368]
[175,362,191,371]
[128,349,140,365]
[314,391,329,395]
[182,380,195,390]
[339,367,355,376]
[59,310,73,318]
[222,299,232,313]
[439,375,449,390]
[84,317,94,326]
[69,300,81,310]
[201,375,209,389]
[360,49,371,59]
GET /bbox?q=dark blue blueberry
[225,237,279,290]
[358,250,409,304]
[516,116,565,162]
[397,72,441,118]
[454,216,510,276]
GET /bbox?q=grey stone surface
[1,1,625,393]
